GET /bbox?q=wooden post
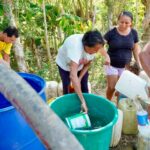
[0,64,83,150]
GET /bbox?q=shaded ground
[92,84,138,150]
[110,134,137,150]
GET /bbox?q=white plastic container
[115,70,149,103]
[110,109,123,147]
[118,98,138,134]
[137,124,150,150]
[57,82,63,96]
[46,81,58,99]
[66,113,91,129]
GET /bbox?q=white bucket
[115,70,149,103]
[66,113,91,129]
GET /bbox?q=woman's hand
[81,102,88,113]
[79,58,89,65]
[104,55,110,65]
[70,61,89,113]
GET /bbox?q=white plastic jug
[137,125,150,150]
[115,70,150,103]
[118,98,138,134]
[110,109,123,147]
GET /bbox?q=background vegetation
[0,0,149,89]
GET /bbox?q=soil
[92,85,138,150]
[110,134,138,150]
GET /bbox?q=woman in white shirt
[56,30,110,113]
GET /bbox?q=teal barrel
[0,73,46,150]
[50,93,118,150]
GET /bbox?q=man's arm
[3,53,10,65]
[3,43,12,65]
[139,42,150,78]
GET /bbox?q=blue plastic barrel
[0,72,46,108]
[0,73,46,150]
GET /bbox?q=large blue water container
[0,72,46,108]
[0,73,46,150]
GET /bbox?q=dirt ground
[92,85,138,150]
[110,134,137,150]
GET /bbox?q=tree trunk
[2,0,28,72]
[54,32,57,53]
[105,0,113,30]
[72,0,78,15]
[32,39,42,69]
[77,0,84,18]
[135,0,138,29]
[42,0,52,62]
[141,0,150,47]
[57,27,63,43]
[92,6,96,29]
[85,0,89,20]
[107,8,113,29]
[0,63,83,150]
[90,0,93,20]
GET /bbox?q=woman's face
[84,44,103,54]
[118,15,132,31]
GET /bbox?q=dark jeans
[58,65,89,94]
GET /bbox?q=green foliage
[89,54,106,88]
[35,61,60,82]
[96,3,109,33]
[0,4,9,30]
[10,48,19,71]
[45,4,60,29]
[0,0,146,88]
[18,2,43,39]
[0,4,4,16]
[97,0,145,35]
[58,14,91,36]
[24,47,60,81]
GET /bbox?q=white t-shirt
[56,34,95,71]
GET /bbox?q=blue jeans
[57,65,89,94]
